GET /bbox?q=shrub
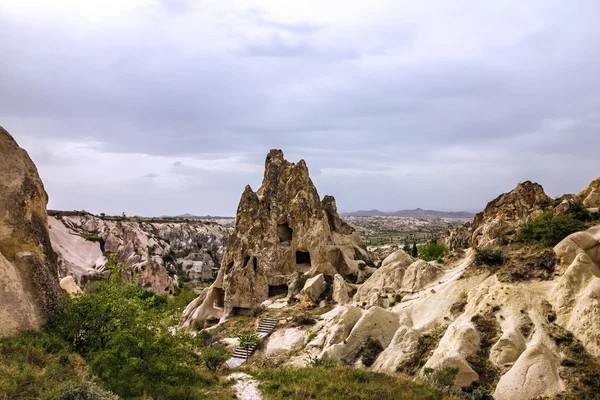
[396,327,446,375]
[196,330,214,347]
[418,242,449,262]
[293,313,316,327]
[357,338,384,367]
[201,346,229,372]
[48,380,119,400]
[44,261,209,399]
[305,356,337,368]
[423,366,459,389]
[517,211,587,247]
[236,332,261,359]
[78,233,105,253]
[474,248,505,267]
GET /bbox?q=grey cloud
[2,0,600,215]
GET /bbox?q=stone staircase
[227,318,278,368]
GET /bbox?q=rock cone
[183,150,371,327]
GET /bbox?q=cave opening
[296,251,311,265]
[268,284,289,297]
[214,288,225,308]
[232,307,253,316]
[277,223,293,242]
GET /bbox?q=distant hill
[343,208,475,219]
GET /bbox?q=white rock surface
[298,274,325,304]
[227,373,262,400]
[59,276,83,296]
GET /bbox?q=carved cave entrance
[214,288,225,308]
[277,223,293,242]
[268,284,289,297]
[296,251,311,265]
[232,307,253,316]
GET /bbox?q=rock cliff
[471,181,552,248]
[182,149,372,327]
[0,126,62,337]
[49,212,231,293]
[250,177,600,400]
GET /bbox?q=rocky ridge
[0,126,62,337]
[221,177,600,400]
[182,150,372,327]
[49,211,231,294]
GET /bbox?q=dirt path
[227,372,262,400]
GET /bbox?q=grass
[467,313,500,390]
[548,324,600,399]
[250,366,450,400]
[397,326,447,376]
[0,331,115,400]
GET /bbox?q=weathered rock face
[49,212,231,293]
[471,181,552,248]
[443,222,472,250]
[182,150,371,327]
[579,177,600,208]
[279,178,600,399]
[0,127,62,337]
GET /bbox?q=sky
[1,0,600,217]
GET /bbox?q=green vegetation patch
[397,326,447,376]
[0,332,117,400]
[418,241,449,262]
[251,366,447,400]
[77,233,106,252]
[517,203,600,248]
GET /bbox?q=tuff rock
[0,126,62,337]
[471,181,552,247]
[182,150,371,327]
[49,212,231,293]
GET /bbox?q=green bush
[44,258,213,399]
[517,203,598,247]
[418,241,449,262]
[423,367,459,389]
[201,346,229,372]
[305,356,337,368]
[474,248,505,267]
[47,381,119,400]
[357,338,384,367]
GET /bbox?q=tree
[201,346,229,371]
[411,242,418,258]
[402,241,411,253]
[236,332,261,360]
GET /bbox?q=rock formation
[0,126,62,337]
[443,222,471,250]
[272,177,600,400]
[471,181,552,247]
[578,177,600,209]
[49,211,231,293]
[182,149,372,327]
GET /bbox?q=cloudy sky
[2,0,599,216]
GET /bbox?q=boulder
[579,177,600,208]
[443,222,472,250]
[182,150,372,326]
[471,181,551,248]
[332,274,351,304]
[0,126,62,337]
[59,276,83,296]
[299,274,325,304]
[355,254,440,308]
[494,344,564,400]
[321,306,399,363]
